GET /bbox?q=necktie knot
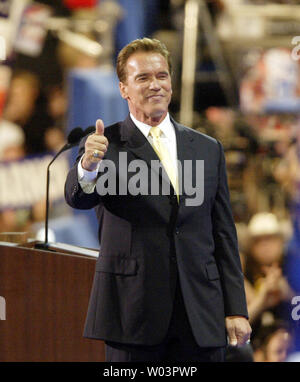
[148,124,179,202]
[149,125,161,140]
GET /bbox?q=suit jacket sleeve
[212,140,248,318]
[64,136,101,210]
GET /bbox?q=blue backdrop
[66,67,128,249]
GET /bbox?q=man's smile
[147,94,164,100]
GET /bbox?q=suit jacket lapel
[171,117,195,162]
[120,114,198,202]
[121,115,174,190]
[171,117,197,204]
[120,115,157,167]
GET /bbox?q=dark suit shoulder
[79,121,122,149]
[176,121,219,147]
[103,122,123,143]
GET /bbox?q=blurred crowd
[1,0,300,362]
[0,69,67,235]
[196,107,300,362]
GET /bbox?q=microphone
[84,125,95,136]
[59,127,84,152]
[35,126,86,250]
[46,127,84,171]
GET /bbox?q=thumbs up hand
[95,118,105,136]
[82,119,109,171]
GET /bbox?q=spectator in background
[199,107,259,222]
[238,230,294,363]
[0,72,66,236]
[46,84,67,127]
[0,118,28,233]
[252,320,292,362]
[44,84,67,152]
[0,119,25,161]
[0,117,44,235]
[244,212,294,340]
[273,128,300,207]
[3,70,54,155]
[274,125,300,352]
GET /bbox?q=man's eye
[137,76,147,81]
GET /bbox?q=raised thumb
[95,119,104,135]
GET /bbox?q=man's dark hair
[116,37,172,83]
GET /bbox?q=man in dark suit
[65,38,251,362]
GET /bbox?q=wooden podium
[0,239,105,362]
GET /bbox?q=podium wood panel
[0,244,104,361]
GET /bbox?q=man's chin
[148,107,168,121]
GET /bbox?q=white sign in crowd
[0,154,69,211]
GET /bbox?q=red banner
[63,0,97,9]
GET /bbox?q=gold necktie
[149,125,179,201]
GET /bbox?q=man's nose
[149,77,161,90]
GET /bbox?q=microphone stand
[35,150,69,251]
[35,128,84,250]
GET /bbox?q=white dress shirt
[78,113,178,194]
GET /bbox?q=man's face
[119,52,172,125]
[251,235,283,268]
[4,78,38,124]
[265,330,291,362]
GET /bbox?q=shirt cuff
[78,155,101,181]
[77,155,101,194]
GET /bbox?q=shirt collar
[130,113,173,140]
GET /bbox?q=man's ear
[119,82,128,100]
